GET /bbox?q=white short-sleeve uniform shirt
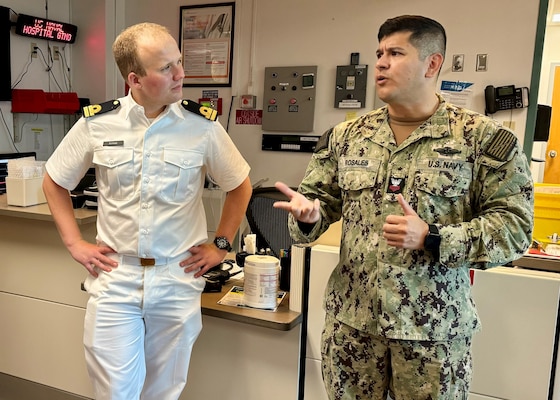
[46,94,250,259]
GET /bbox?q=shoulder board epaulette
[484,128,517,161]
[181,99,218,121]
[314,128,333,153]
[82,100,121,118]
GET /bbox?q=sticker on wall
[440,80,474,109]
[345,111,358,121]
[236,109,262,125]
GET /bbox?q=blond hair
[112,22,172,79]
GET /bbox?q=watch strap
[424,224,441,259]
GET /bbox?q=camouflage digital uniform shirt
[289,95,534,341]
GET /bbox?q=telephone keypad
[498,98,516,110]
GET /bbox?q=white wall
[0,0,547,185]
[124,0,541,187]
[68,0,108,104]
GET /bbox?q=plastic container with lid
[243,255,280,309]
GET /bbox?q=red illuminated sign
[15,14,77,44]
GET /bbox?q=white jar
[243,255,280,309]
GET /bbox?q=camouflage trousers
[321,314,472,400]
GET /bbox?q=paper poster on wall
[180,3,234,87]
[440,81,474,109]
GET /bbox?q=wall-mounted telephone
[484,85,529,114]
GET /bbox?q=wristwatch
[213,236,232,252]
[424,224,441,258]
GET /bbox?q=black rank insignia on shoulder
[484,129,517,161]
[314,128,333,153]
[82,100,121,118]
[181,100,218,121]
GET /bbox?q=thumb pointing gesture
[397,194,418,217]
[273,181,321,224]
[383,194,428,250]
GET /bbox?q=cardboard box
[5,177,46,207]
[533,183,560,245]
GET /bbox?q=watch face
[215,236,231,251]
[424,225,441,250]
[425,234,438,248]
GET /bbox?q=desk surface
[201,279,301,331]
[0,194,96,224]
[0,194,300,330]
[512,254,560,274]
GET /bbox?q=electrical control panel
[334,64,368,109]
[262,66,317,132]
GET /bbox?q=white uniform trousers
[83,253,205,400]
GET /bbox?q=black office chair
[245,186,294,259]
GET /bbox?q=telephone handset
[485,85,529,114]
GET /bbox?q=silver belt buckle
[140,258,156,267]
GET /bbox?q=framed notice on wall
[179,2,235,87]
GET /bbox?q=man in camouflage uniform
[274,15,533,400]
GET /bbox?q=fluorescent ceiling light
[553,13,560,22]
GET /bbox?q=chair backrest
[245,186,294,258]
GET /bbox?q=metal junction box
[262,66,317,132]
[334,64,368,109]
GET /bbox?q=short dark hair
[378,15,446,60]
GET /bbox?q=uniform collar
[121,93,184,120]
[362,93,451,147]
[419,94,451,140]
